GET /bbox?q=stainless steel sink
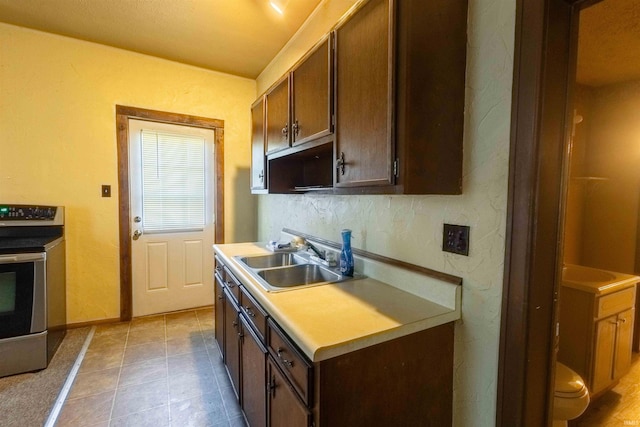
[233,250,360,292]
[238,253,307,269]
[256,264,342,288]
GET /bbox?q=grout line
[164,313,171,425]
[106,321,131,424]
[44,326,97,427]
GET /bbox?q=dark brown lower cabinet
[214,256,454,426]
[240,316,267,427]
[224,288,241,398]
[267,358,312,427]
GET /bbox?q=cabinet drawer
[240,286,268,341]
[267,319,313,406]
[223,266,242,303]
[597,287,636,319]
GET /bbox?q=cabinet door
[214,271,225,357]
[334,0,394,188]
[251,97,267,192]
[224,290,241,399]
[240,316,267,427]
[291,36,332,146]
[266,76,290,154]
[267,358,310,427]
[592,315,617,394]
[614,308,634,380]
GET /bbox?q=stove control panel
[0,205,58,220]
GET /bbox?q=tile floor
[575,353,640,427]
[55,308,246,427]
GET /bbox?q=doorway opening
[116,105,224,321]
[556,0,640,424]
[498,0,640,425]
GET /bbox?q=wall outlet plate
[443,224,470,256]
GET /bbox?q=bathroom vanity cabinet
[559,282,636,397]
[213,251,456,426]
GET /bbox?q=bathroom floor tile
[576,354,640,426]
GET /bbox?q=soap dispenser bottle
[339,229,354,276]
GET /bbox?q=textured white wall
[256,0,515,424]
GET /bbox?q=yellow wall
[0,23,257,323]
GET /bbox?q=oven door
[0,253,46,339]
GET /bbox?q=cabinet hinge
[393,159,399,177]
[331,114,335,127]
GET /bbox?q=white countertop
[214,242,461,362]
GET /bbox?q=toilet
[553,362,590,427]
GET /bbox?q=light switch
[102,185,111,197]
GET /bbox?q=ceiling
[578,0,640,87]
[0,0,636,86]
[0,0,323,79]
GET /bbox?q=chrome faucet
[305,241,326,260]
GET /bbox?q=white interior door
[129,119,215,317]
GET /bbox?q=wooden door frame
[116,105,225,321]
[497,0,604,425]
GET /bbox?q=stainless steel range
[0,205,66,377]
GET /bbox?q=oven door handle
[0,253,46,264]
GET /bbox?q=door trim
[497,0,599,425]
[116,105,224,321]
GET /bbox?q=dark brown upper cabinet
[394,0,467,194]
[291,35,333,146]
[255,0,467,195]
[265,75,291,154]
[334,0,394,189]
[251,96,267,194]
[334,0,467,194]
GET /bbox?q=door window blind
[141,129,205,233]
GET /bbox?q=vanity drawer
[223,266,242,303]
[239,286,268,341]
[597,287,636,319]
[267,318,313,406]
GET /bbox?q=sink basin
[238,253,308,269]
[233,250,360,292]
[257,264,342,289]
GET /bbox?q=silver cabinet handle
[276,347,294,368]
[336,152,346,175]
